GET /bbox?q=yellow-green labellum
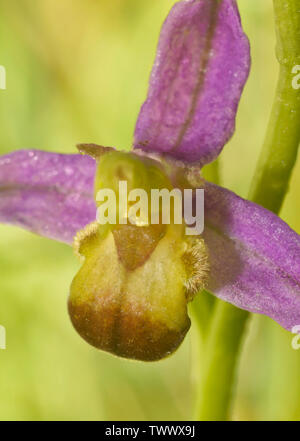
[69,149,209,361]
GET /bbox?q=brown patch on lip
[112,224,165,271]
[68,296,190,362]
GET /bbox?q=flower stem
[249,0,300,212]
[195,302,248,421]
[195,0,300,421]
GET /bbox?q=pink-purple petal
[0,150,96,243]
[204,182,300,332]
[134,0,250,165]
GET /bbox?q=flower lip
[69,221,207,361]
[68,148,210,361]
[68,298,191,362]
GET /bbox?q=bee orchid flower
[1,0,300,361]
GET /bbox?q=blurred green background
[0,0,299,421]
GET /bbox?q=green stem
[195,0,300,421]
[249,0,300,212]
[195,302,248,421]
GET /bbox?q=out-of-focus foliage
[0,0,299,421]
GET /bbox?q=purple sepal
[204,182,300,332]
[0,150,96,243]
[134,0,250,165]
